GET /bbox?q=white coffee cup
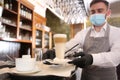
[53,34,67,59]
[15,58,35,72]
[22,55,31,58]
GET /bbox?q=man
[66,0,120,80]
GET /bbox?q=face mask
[90,14,106,26]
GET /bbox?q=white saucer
[49,64,63,68]
[44,58,72,68]
[53,58,71,65]
[12,67,40,74]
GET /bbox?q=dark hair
[90,0,110,9]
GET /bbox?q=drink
[53,34,67,59]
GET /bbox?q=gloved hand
[73,52,85,57]
[65,52,85,58]
[68,52,93,68]
[43,49,56,59]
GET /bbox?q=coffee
[53,34,67,59]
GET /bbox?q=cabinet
[18,0,34,42]
[35,30,43,48]
[33,12,52,57]
[43,30,52,49]
[0,0,34,58]
[44,31,50,49]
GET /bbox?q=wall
[108,17,120,27]
[46,9,70,40]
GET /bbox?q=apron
[81,25,117,80]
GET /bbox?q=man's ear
[107,9,111,17]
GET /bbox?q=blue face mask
[90,14,106,26]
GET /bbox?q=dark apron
[81,25,117,80]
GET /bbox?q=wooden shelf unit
[0,0,34,58]
[0,0,53,58]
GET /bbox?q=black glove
[43,49,56,59]
[68,52,93,68]
[73,52,85,57]
[65,52,85,58]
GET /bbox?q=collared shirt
[65,23,120,67]
[90,23,107,37]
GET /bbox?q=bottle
[29,10,32,20]
[25,7,27,18]
[4,0,9,9]
[20,5,23,15]
[23,6,25,17]
[9,0,12,10]
[27,9,29,19]
[28,10,32,19]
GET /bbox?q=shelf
[20,15,32,22]
[36,27,43,31]
[16,39,32,43]
[2,7,17,28]
[2,21,17,27]
[3,7,18,15]
[20,27,32,31]
[0,37,32,43]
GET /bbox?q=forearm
[92,51,120,67]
